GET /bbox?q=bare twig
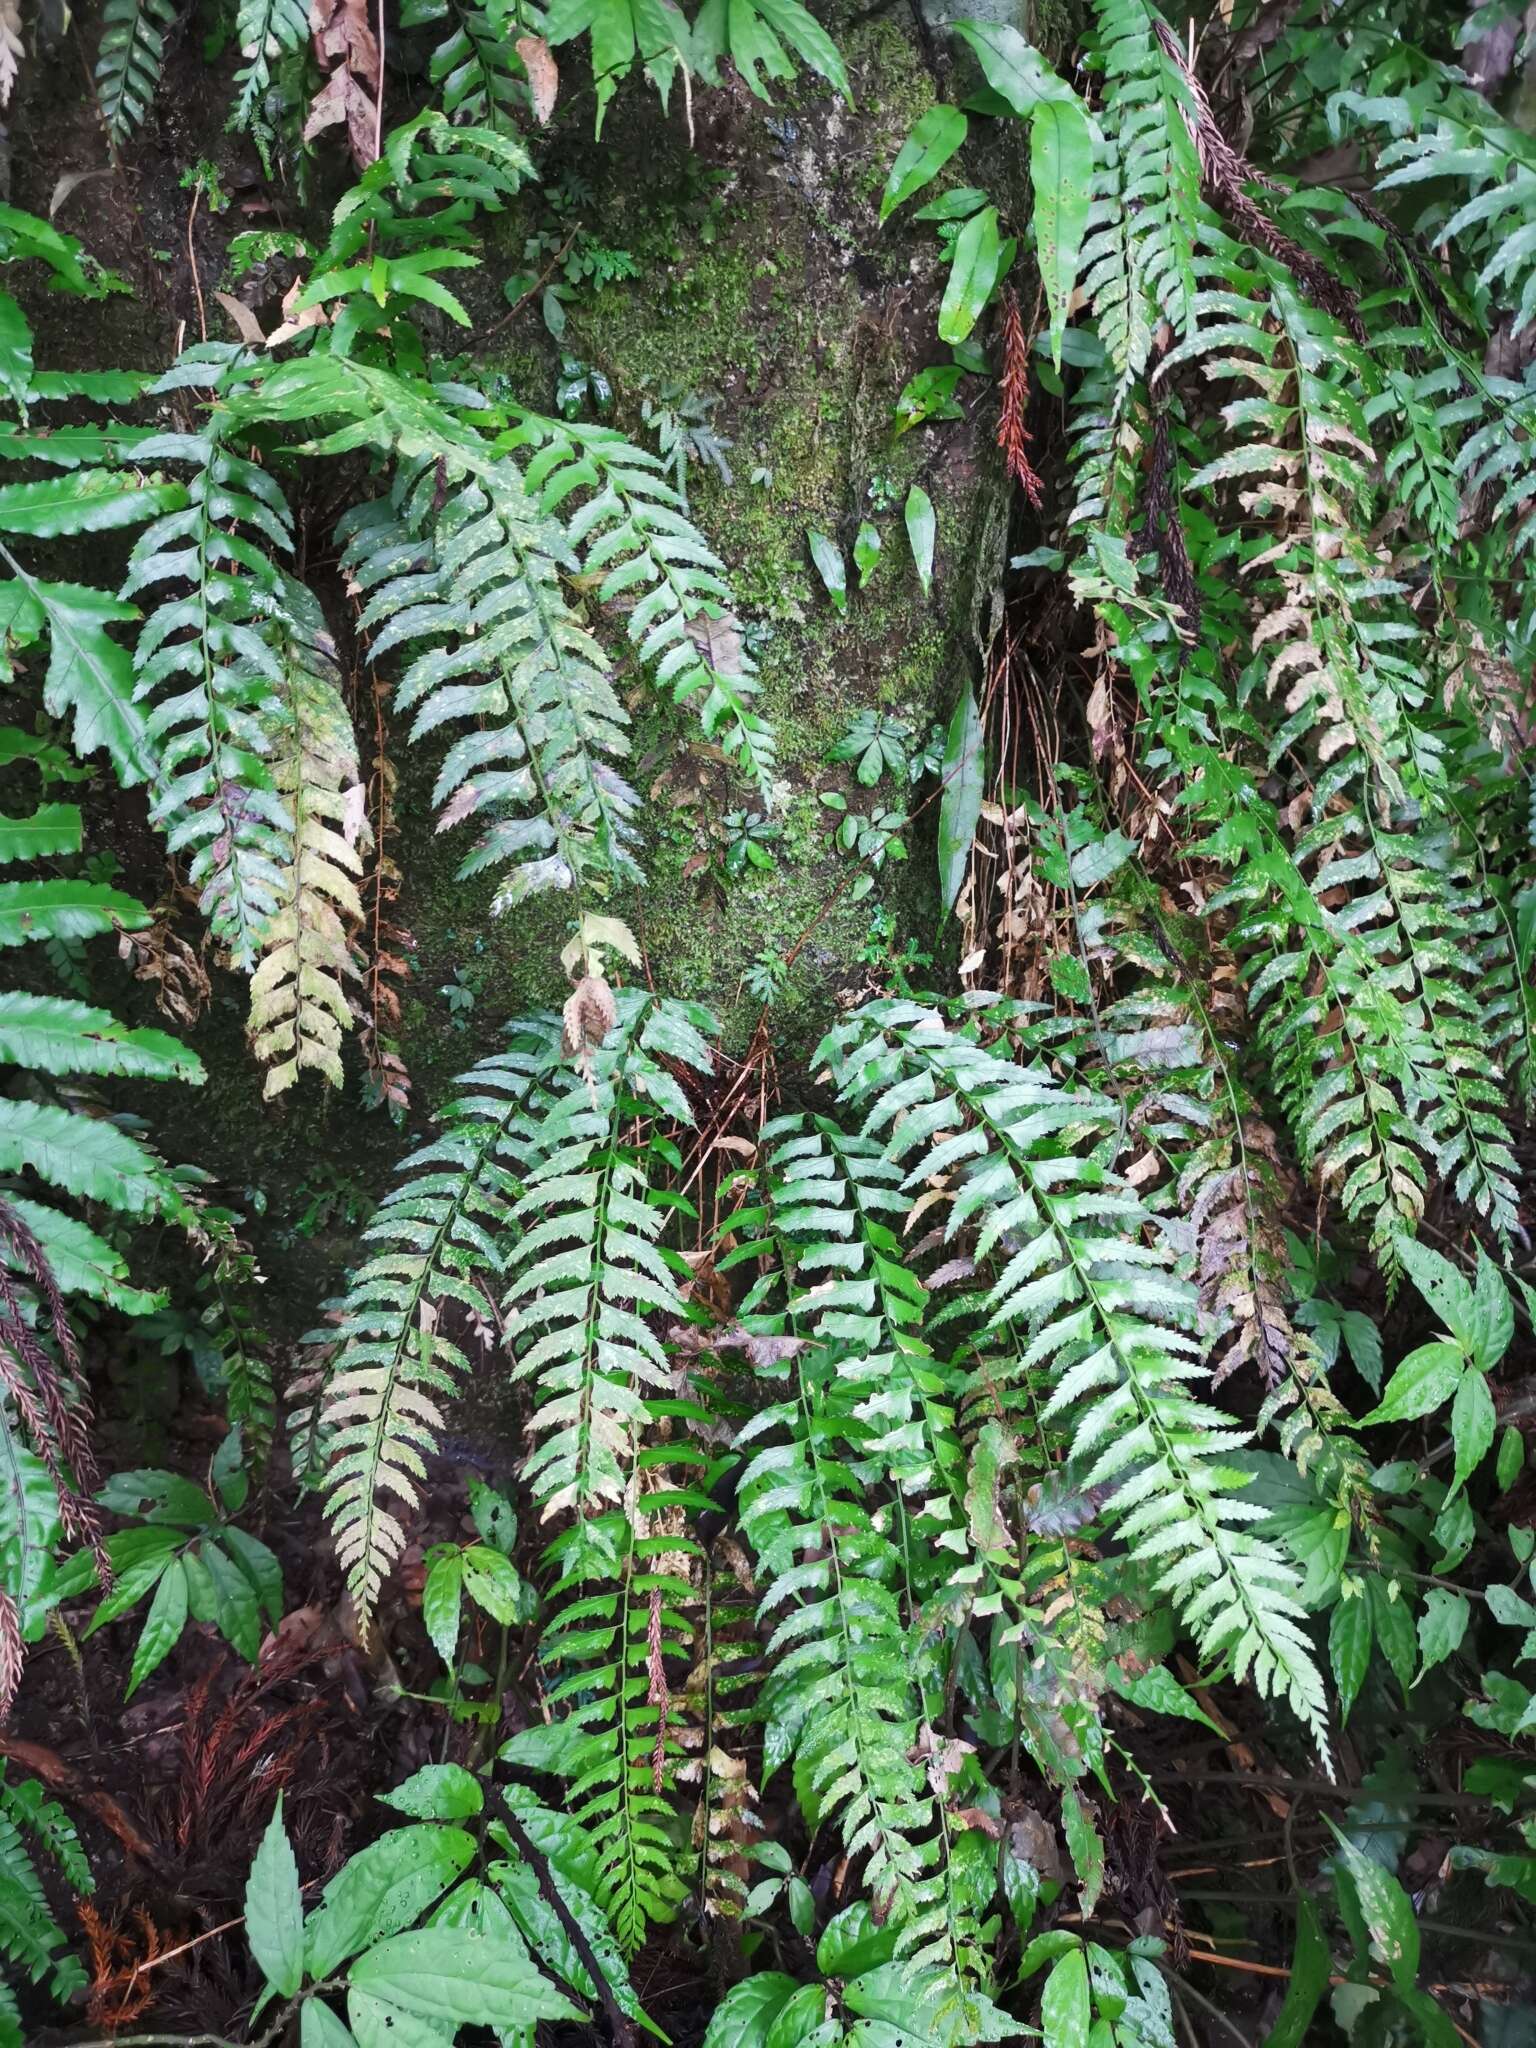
[484,1779,637,2048]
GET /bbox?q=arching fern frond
[315,1030,554,1621]
[230,0,310,131]
[505,989,713,1526]
[342,454,642,913]
[509,414,778,799]
[820,999,1331,1755]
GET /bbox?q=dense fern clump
[13,2,1536,2043]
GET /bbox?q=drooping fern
[508,412,779,799]
[504,992,713,1523]
[123,346,296,971]
[230,0,311,133]
[247,581,370,1098]
[95,0,177,139]
[344,454,643,913]
[313,1029,551,1619]
[820,1000,1331,1753]
[0,1767,91,2034]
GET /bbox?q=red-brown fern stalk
[355,671,413,1118]
[997,288,1044,509]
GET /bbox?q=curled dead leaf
[516,34,558,124]
[562,974,617,1061]
[213,290,267,348]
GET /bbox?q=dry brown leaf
[306,0,380,168]
[213,290,267,347]
[516,33,558,123]
[266,273,331,349]
[686,608,745,674]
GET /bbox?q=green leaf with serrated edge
[1367,1576,1416,1695]
[1060,1787,1103,1918]
[1451,1368,1496,1495]
[347,1992,442,2048]
[1417,1588,1469,1676]
[379,1765,484,1821]
[0,291,33,410]
[1498,1426,1525,1493]
[301,1999,357,2048]
[221,1524,284,1629]
[201,1539,262,1663]
[468,1481,515,1556]
[1328,1824,1419,1990]
[1472,1249,1515,1370]
[938,679,984,916]
[30,579,152,786]
[124,1556,187,1700]
[346,1927,581,2028]
[903,485,935,598]
[807,528,846,612]
[880,105,968,222]
[0,1441,64,1640]
[1040,1946,1090,2048]
[1396,1237,1478,1355]
[1261,1898,1328,2048]
[421,1549,463,1664]
[461,1544,521,1624]
[701,1974,799,2048]
[1330,1594,1372,1722]
[0,470,185,539]
[0,805,79,863]
[247,1794,304,1999]
[938,203,1002,344]
[0,994,201,1083]
[1110,1664,1225,1735]
[0,879,151,950]
[815,1902,895,1980]
[305,1827,476,1980]
[1486,1582,1536,1626]
[853,520,881,588]
[1360,1341,1463,1425]
[952,20,1077,114]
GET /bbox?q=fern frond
[95,0,176,138]
[0,1771,87,2003]
[530,1514,694,1953]
[505,990,713,1522]
[123,346,295,969]
[737,1345,935,1925]
[1081,0,1217,381]
[821,1000,1331,1754]
[343,454,643,912]
[316,1031,553,1622]
[230,0,310,130]
[247,581,370,1098]
[400,0,526,128]
[510,414,779,798]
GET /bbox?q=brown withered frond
[357,674,414,1120]
[996,289,1045,509]
[0,1197,108,1589]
